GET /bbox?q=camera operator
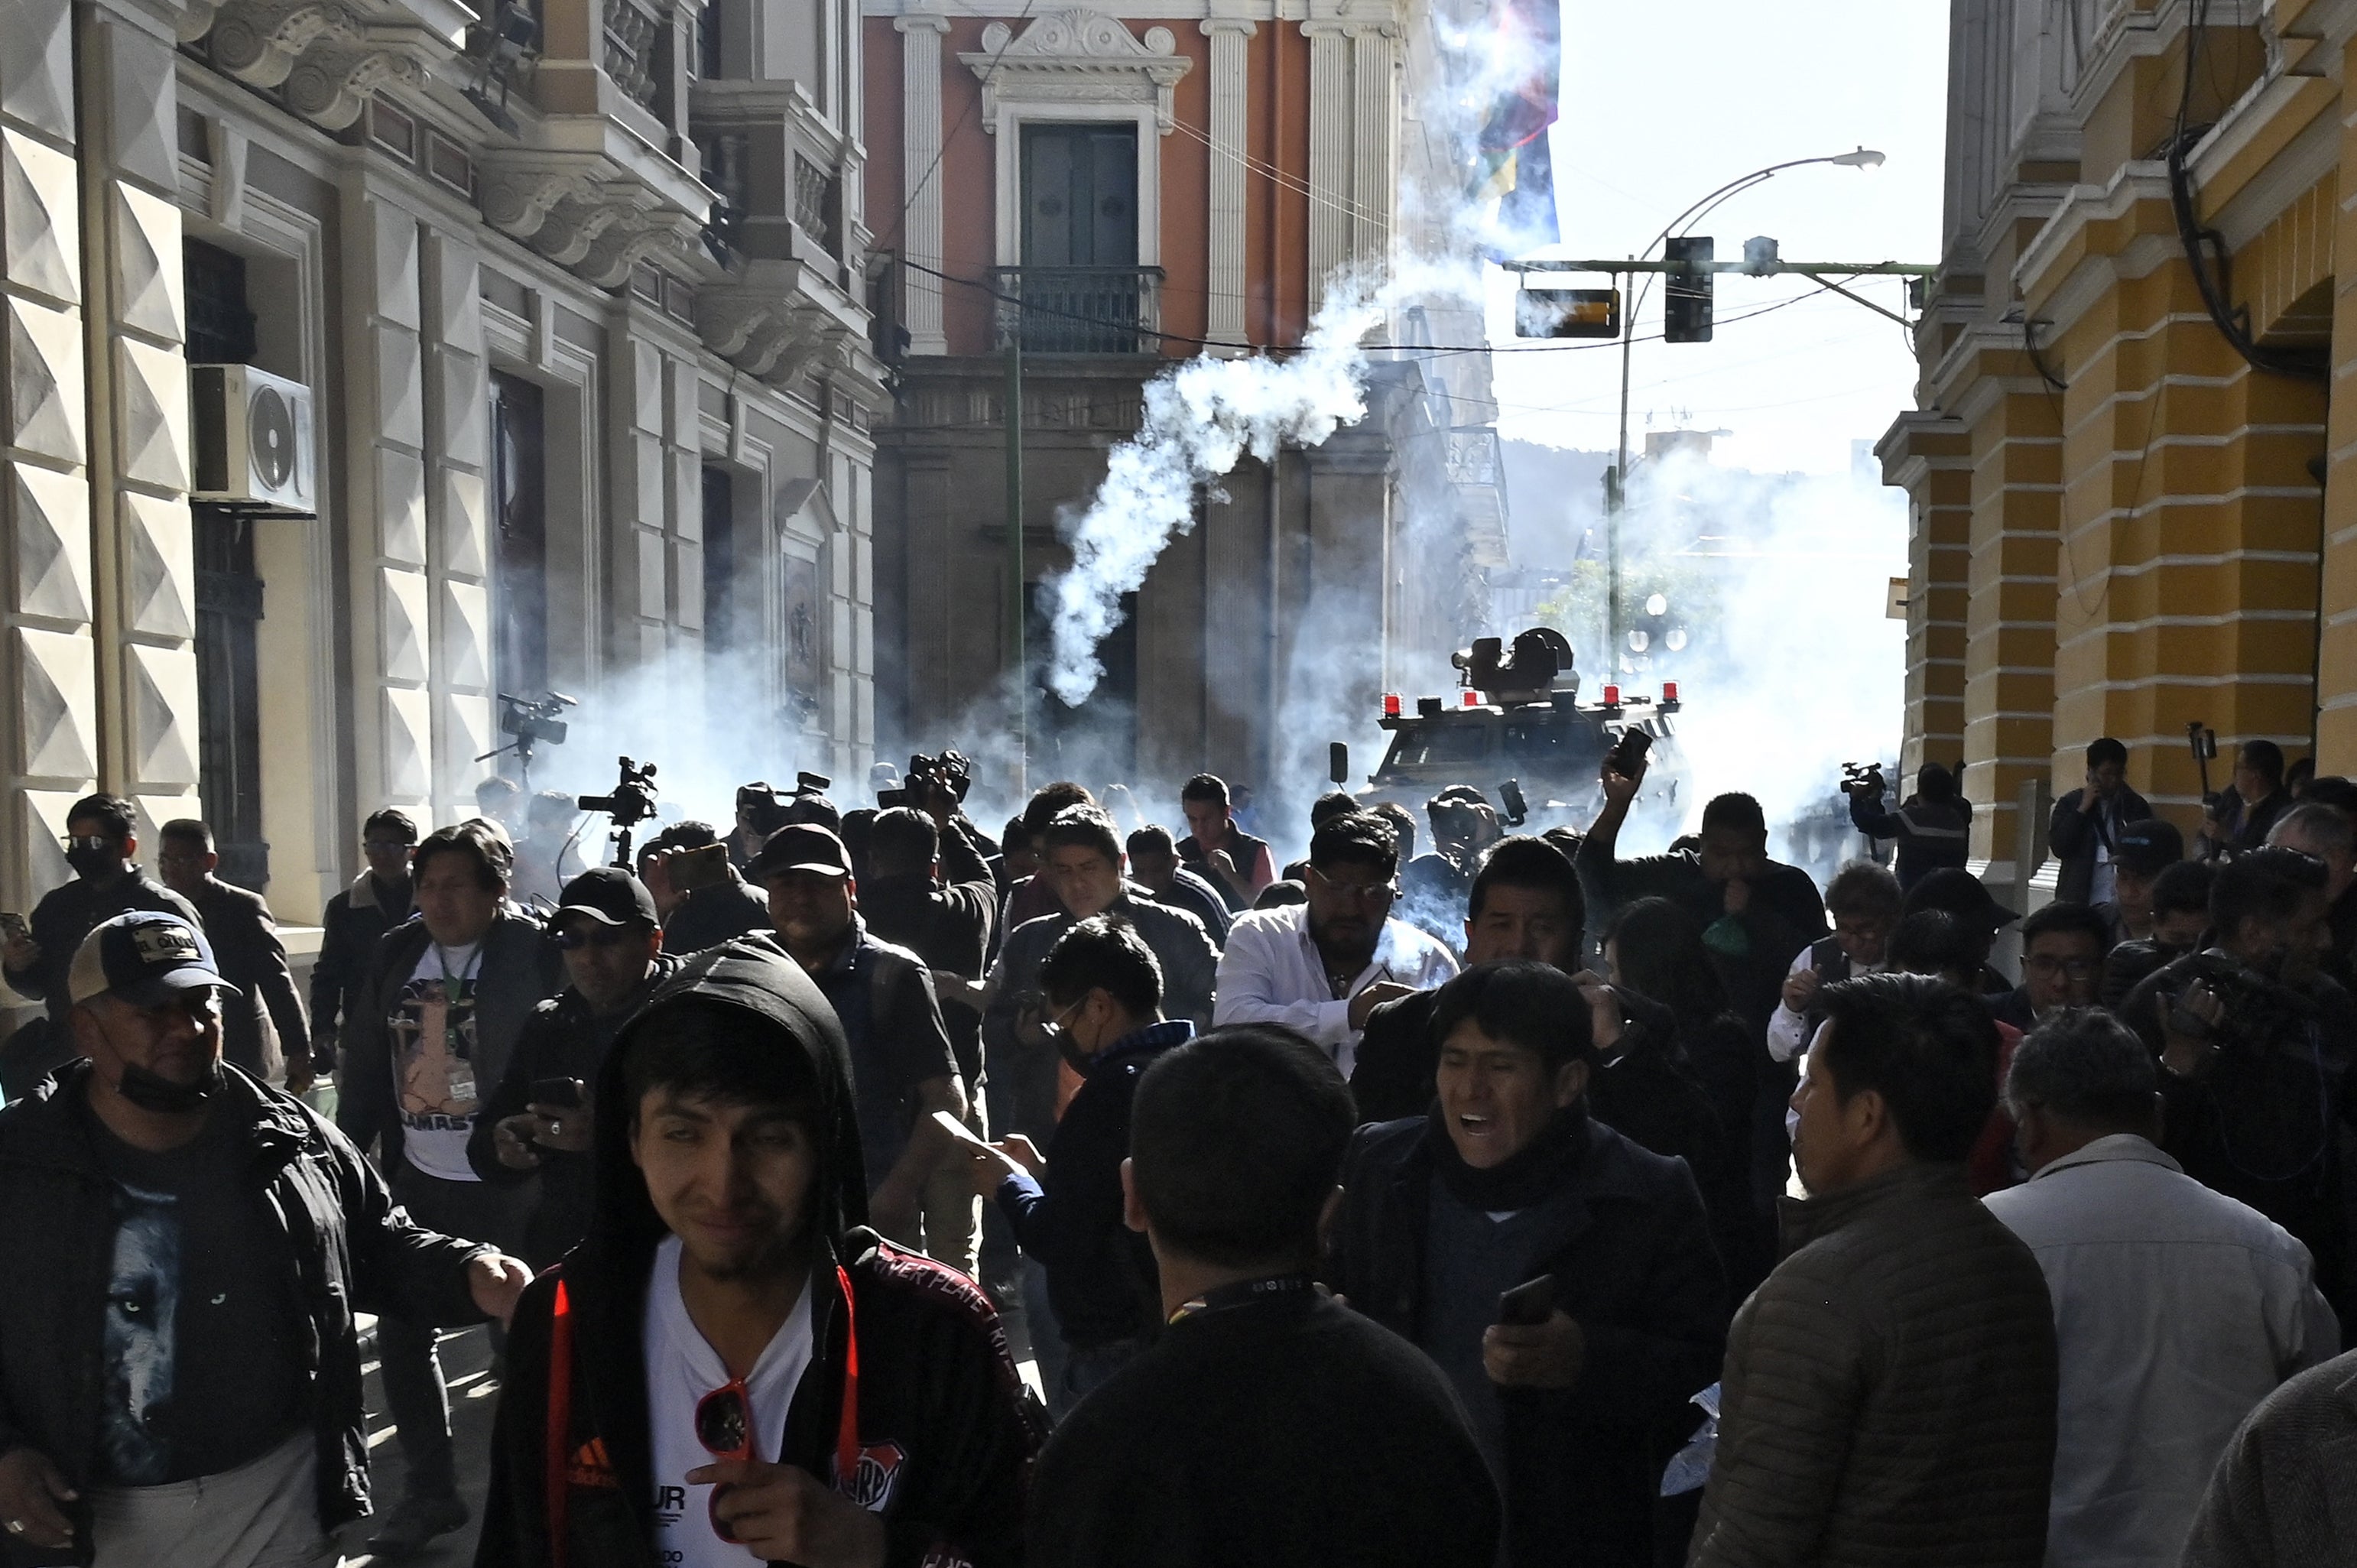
[726,781,791,872]
[1404,787,1505,928]
[2123,846,2357,1324]
[2048,738,2152,905]
[2199,740,2296,861]
[1844,761,1969,891]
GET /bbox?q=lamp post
[1605,148,1885,665]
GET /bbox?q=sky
[1480,2,1951,477]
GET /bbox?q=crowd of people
[0,734,2352,1568]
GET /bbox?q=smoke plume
[1042,279,1388,707]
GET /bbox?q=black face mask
[67,843,121,878]
[115,1059,222,1115]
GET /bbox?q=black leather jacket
[0,1063,489,1563]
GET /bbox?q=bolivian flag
[1474,0,1561,248]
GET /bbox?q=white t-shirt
[643,1234,817,1568]
[387,940,484,1182]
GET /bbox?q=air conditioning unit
[190,363,316,515]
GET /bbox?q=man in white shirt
[1767,862,1901,1065]
[1985,1009,2339,1568]
[1214,813,1456,1076]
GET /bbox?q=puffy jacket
[337,909,561,1167]
[1330,1109,1727,1566]
[475,937,1045,1568]
[0,1061,490,1564]
[1689,1162,2057,1568]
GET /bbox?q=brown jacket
[2181,1347,2357,1568]
[1689,1163,2057,1568]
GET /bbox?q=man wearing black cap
[2093,817,2184,949]
[0,913,529,1568]
[470,867,682,1267]
[751,823,970,1266]
[1899,868,2020,996]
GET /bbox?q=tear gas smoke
[1042,278,1388,707]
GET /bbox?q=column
[1348,24,1396,275]
[80,5,201,839]
[422,229,492,818]
[1878,413,1972,781]
[0,0,94,908]
[1302,22,1349,314]
[896,15,949,355]
[1200,19,1255,345]
[1961,381,2058,892]
[2318,42,2357,768]
[605,333,671,670]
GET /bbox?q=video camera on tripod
[580,756,660,868]
[477,691,576,788]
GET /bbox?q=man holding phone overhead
[471,866,680,1266]
[1329,960,1729,1568]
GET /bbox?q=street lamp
[1605,148,1885,664]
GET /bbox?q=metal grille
[989,266,1164,354]
[603,0,663,114]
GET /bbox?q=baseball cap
[69,911,242,1006]
[1901,867,2019,930]
[747,823,852,881]
[554,865,658,928]
[2112,818,2185,877]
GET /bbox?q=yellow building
[1881,0,2352,908]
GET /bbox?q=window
[1385,722,1492,770]
[183,240,256,365]
[489,372,547,700]
[1012,123,1148,352]
[193,511,268,889]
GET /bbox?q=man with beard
[474,936,1041,1568]
[2124,845,2357,1326]
[1331,962,1727,1566]
[2,794,200,1095]
[0,913,527,1568]
[1215,813,1456,1077]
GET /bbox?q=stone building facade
[1879,0,2355,907]
[0,0,882,924]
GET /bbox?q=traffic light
[1664,235,1713,342]
[1514,287,1619,339]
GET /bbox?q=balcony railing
[794,154,839,258]
[990,266,1164,354]
[603,0,665,116]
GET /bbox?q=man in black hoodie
[1026,1024,1500,1568]
[477,935,1042,1568]
[1331,961,1729,1568]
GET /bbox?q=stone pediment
[959,8,1192,133]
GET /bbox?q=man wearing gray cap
[0,911,530,1567]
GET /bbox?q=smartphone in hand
[1496,1274,1557,1327]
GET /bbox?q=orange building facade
[859,1,1504,804]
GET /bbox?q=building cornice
[2014,163,2176,315]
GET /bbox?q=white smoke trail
[1043,278,1388,706]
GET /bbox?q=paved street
[335,1323,502,1568]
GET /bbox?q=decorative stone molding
[961,8,1193,135]
[477,155,603,242]
[202,0,456,131]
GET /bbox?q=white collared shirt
[1983,1135,2339,1568]
[1211,901,1458,1075]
